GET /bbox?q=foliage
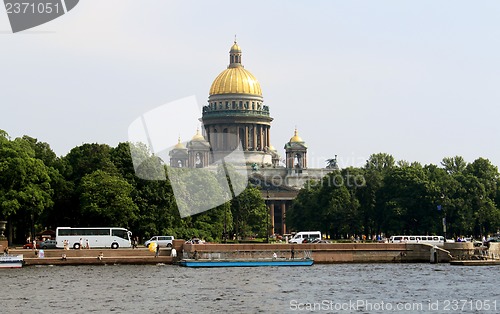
[0,133,54,240]
[3,128,500,242]
[79,170,138,227]
[288,153,500,239]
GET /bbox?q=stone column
[253,124,257,151]
[266,127,270,148]
[259,125,264,151]
[281,203,287,234]
[245,126,249,151]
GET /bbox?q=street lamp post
[439,194,447,242]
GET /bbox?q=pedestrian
[32,239,37,251]
[155,243,160,257]
[85,239,90,249]
[3,246,9,255]
[79,238,83,249]
[171,248,177,258]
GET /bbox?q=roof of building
[289,129,304,143]
[191,128,206,142]
[173,137,186,149]
[209,41,262,96]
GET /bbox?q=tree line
[3,130,499,244]
[0,130,267,244]
[287,153,500,239]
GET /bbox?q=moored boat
[179,258,313,267]
[0,254,24,268]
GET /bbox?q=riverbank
[10,247,173,266]
[9,241,498,266]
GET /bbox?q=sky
[1,0,500,169]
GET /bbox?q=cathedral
[168,41,336,235]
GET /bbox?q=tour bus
[289,231,322,244]
[389,235,445,246]
[56,227,133,249]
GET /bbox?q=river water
[1,263,499,313]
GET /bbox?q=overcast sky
[1,1,500,169]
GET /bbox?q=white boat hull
[0,254,24,268]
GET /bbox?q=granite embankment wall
[183,243,453,263]
[487,242,500,255]
[11,247,173,266]
[9,241,483,266]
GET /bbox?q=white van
[289,231,321,244]
[144,236,174,248]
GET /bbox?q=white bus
[56,227,132,249]
[389,235,445,246]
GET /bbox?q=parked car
[144,236,174,248]
[302,238,318,244]
[23,242,41,249]
[485,236,499,243]
[40,240,57,249]
[185,238,204,244]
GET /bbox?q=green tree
[286,180,321,232]
[0,133,53,242]
[79,170,138,227]
[231,186,268,239]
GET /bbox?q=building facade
[169,41,336,235]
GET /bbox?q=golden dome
[210,67,262,96]
[174,137,186,149]
[209,41,263,96]
[290,129,303,143]
[191,128,205,141]
[230,41,241,52]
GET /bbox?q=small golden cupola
[285,128,308,171]
[174,137,186,149]
[191,128,206,142]
[289,129,304,143]
[169,137,188,168]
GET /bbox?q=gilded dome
[191,128,206,142]
[174,137,186,149]
[230,42,241,52]
[290,129,303,143]
[210,67,262,96]
[209,41,263,96]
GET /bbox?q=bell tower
[284,129,307,174]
